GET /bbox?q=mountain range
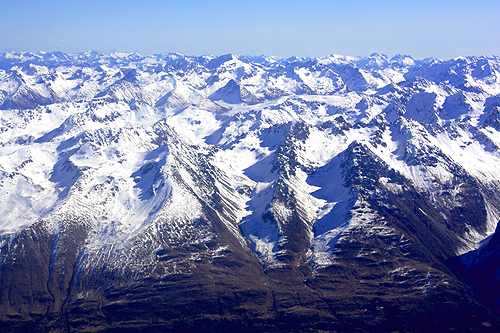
[1,51,500,331]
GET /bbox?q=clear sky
[1,0,499,58]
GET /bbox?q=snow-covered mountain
[1,51,500,331]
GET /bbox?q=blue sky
[1,0,499,58]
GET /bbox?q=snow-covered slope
[1,51,500,331]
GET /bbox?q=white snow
[1,52,500,269]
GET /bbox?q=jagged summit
[1,52,500,331]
